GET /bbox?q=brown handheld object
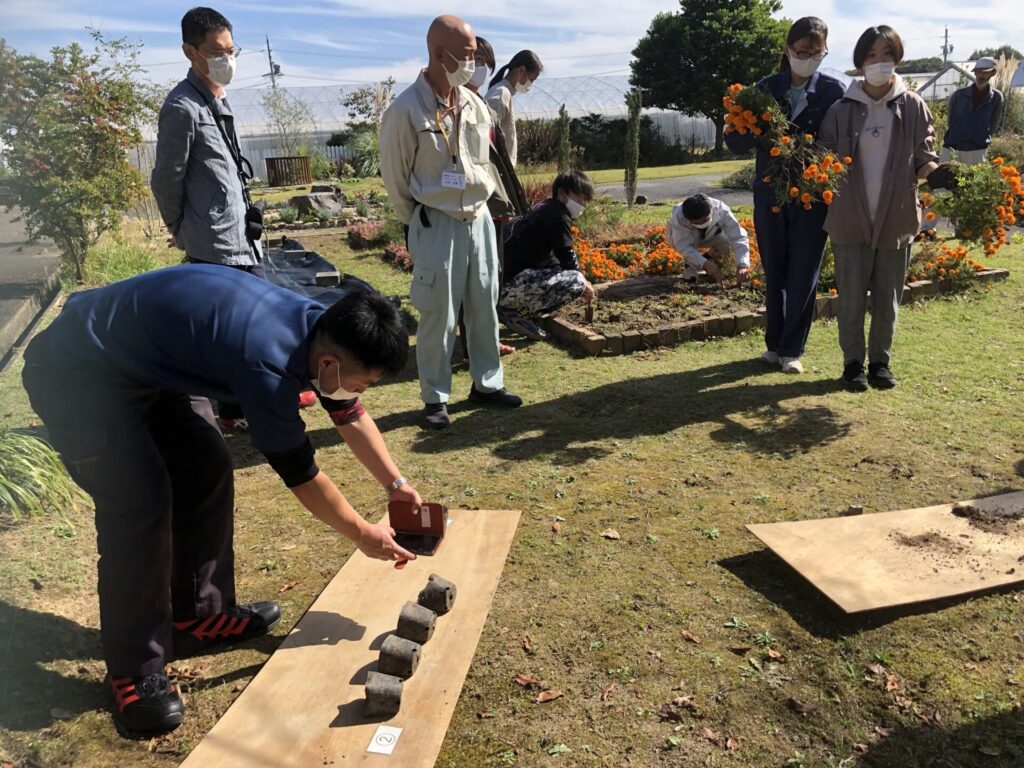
[378,634,422,679]
[396,601,437,644]
[364,671,403,716]
[389,501,448,556]
[417,573,457,615]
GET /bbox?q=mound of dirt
[951,502,1024,535]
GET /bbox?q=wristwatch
[386,476,408,495]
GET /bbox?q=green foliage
[352,128,381,178]
[326,130,352,147]
[631,0,789,151]
[306,149,335,180]
[339,162,357,179]
[0,34,152,282]
[278,205,298,224]
[78,234,162,287]
[897,57,944,74]
[569,113,693,169]
[989,134,1024,168]
[624,91,642,207]
[340,77,395,132]
[0,428,79,525]
[932,161,1015,246]
[720,161,757,190]
[556,104,571,173]
[261,88,315,156]
[970,45,1024,61]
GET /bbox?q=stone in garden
[288,191,346,218]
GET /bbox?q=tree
[260,88,315,156]
[556,104,571,172]
[624,90,642,206]
[340,77,395,133]
[0,34,152,281]
[970,45,1024,61]
[896,57,944,74]
[631,0,789,153]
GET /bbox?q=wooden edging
[542,268,1010,357]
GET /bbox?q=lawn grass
[521,159,749,187]
[1,223,1023,767]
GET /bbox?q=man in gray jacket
[380,15,522,430]
[151,7,261,270]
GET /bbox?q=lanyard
[435,106,459,168]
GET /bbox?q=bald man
[380,15,522,430]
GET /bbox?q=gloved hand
[926,162,961,191]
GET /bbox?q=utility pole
[265,35,279,87]
[941,26,954,65]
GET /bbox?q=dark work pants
[753,190,829,358]
[23,338,235,678]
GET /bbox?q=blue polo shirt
[40,264,333,463]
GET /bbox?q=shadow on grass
[720,549,1024,640]
[0,600,102,731]
[857,707,1023,767]
[399,359,849,464]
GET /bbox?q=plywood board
[180,509,520,768]
[747,491,1024,613]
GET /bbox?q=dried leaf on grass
[477,711,495,719]
[672,696,697,711]
[787,697,818,716]
[865,663,887,676]
[600,682,617,701]
[521,634,533,653]
[536,689,563,704]
[681,629,702,644]
[513,673,543,688]
[885,674,901,692]
[551,522,562,534]
[696,726,722,747]
[601,528,621,540]
[874,725,896,737]
[279,581,300,593]
[726,736,741,752]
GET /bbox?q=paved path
[0,208,59,369]
[595,172,754,209]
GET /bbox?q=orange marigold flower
[770,146,781,157]
[831,162,844,172]
[842,156,853,165]
[992,156,1004,165]
[829,288,838,296]
[800,192,812,204]
[924,211,936,221]
[789,186,799,197]
[771,205,781,213]
[761,111,772,120]
[822,190,834,204]
[804,133,814,142]
[780,135,792,145]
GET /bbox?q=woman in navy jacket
[725,17,846,373]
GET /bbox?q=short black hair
[181,7,232,49]
[853,25,904,69]
[314,288,408,377]
[552,170,595,202]
[475,36,496,71]
[682,194,712,221]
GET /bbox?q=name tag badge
[441,171,467,190]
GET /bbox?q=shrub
[0,428,79,525]
[339,162,357,179]
[315,208,332,222]
[347,220,383,248]
[278,206,298,224]
[308,150,335,181]
[382,241,413,271]
[720,161,757,190]
[355,199,371,218]
[352,129,381,177]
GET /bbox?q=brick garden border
[540,268,1010,357]
[265,217,347,232]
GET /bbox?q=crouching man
[22,265,420,734]
[667,193,751,283]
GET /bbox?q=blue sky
[3,0,1022,89]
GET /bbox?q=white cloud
[3,0,175,33]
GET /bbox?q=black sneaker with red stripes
[173,601,281,656]
[108,672,184,734]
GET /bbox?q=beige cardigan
[818,86,938,250]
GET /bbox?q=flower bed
[347,220,384,249]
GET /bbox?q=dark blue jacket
[724,70,847,199]
[943,85,1004,151]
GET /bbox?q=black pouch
[245,205,264,241]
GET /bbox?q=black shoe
[867,362,896,389]
[422,403,450,429]
[109,672,184,734]
[842,361,869,392]
[173,601,281,656]
[468,384,523,408]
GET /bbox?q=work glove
[926,162,962,192]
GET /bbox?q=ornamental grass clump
[0,428,79,526]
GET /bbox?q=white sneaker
[780,356,803,374]
[760,350,779,365]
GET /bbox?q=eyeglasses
[196,44,241,58]
[789,47,828,61]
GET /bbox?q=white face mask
[205,54,236,87]
[515,79,533,95]
[444,50,475,88]
[788,53,821,79]
[565,198,585,219]
[312,362,360,401]
[469,65,489,90]
[863,62,896,87]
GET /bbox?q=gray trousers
[833,242,911,367]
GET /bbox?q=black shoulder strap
[187,82,255,207]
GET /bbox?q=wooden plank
[747,491,1024,613]
[180,509,521,767]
